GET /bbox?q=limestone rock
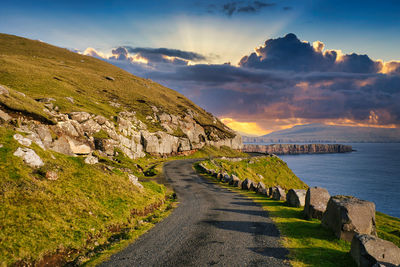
[81,119,101,135]
[128,174,144,190]
[304,186,330,220]
[56,121,79,137]
[0,85,10,95]
[51,136,74,155]
[256,182,266,194]
[322,196,376,241]
[69,112,91,123]
[0,109,11,122]
[68,140,91,155]
[13,134,32,146]
[35,125,53,147]
[65,96,74,103]
[286,189,307,207]
[84,154,98,165]
[351,234,400,267]
[13,147,44,168]
[272,186,286,201]
[230,174,240,186]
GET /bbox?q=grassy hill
[0,33,233,137]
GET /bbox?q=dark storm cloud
[84,34,400,127]
[218,1,275,16]
[124,47,206,61]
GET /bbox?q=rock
[81,119,101,135]
[35,125,53,147]
[128,174,143,190]
[13,134,32,146]
[51,136,74,155]
[303,186,330,220]
[286,189,307,207]
[105,76,115,81]
[241,178,254,190]
[230,174,240,186]
[268,187,274,198]
[256,182,266,194]
[322,195,376,241]
[65,96,74,103]
[68,139,91,155]
[69,112,91,123]
[0,85,10,95]
[13,147,44,168]
[56,121,79,137]
[0,109,11,122]
[46,171,58,180]
[259,188,268,195]
[36,97,56,103]
[222,173,231,183]
[243,144,353,155]
[272,186,286,201]
[94,115,107,125]
[84,154,98,164]
[351,234,400,267]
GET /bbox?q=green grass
[0,33,234,138]
[200,156,307,190]
[197,163,400,267]
[0,127,169,266]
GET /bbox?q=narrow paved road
[100,159,289,267]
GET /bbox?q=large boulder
[256,182,266,194]
[0,109,11,122]
[241,178,254,190]
[229,174,240,186]
[69,112,91,123]
[286,189,307,207]
[13,147,44,168]
[272,186,286,201]
[222,173,231,183]
[351,234,400,267]
[322,196,376,242]
[303,186,330,220]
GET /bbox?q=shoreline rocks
[286,189,306,207]
[243,144,352,155]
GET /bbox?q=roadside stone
[303,186,330,220]
[351,234,400,267]
[13,147,44,168]
[84,154,98,164]
[241,178,254,190]
[128,174,144,190]
[272,186,286,201]
[322,195,376,241]
[286,189,307,207]
[46,171,58,181]
[230,174,240,186]
[13,134,32,146]
[256,181,266,194]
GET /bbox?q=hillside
[243,123,400,143]
[0,33,242,265]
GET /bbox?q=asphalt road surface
[100,159,289,267]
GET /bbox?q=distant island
[243,123,400,143]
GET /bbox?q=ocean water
[252,143,400,218]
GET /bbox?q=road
[100,159,289,267]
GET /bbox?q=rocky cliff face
[0,87,242,159]
[243,144,352,155]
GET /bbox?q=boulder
[128,174,143,190]
[303,186,330,220]
[259,188,268,195]
[0,85,10,95]
[0,109,11,122]
[286,189,307,207]
[322,195,376,242]
[69,112,91,123]
[222,173,231,183]
[51,136,74,155]
[241,178,254,190]
[68,139,91,155]
[13,134,32,146]
[13,147,44,168]
[84,154,98,165]
[35,125,53,147]
[351,234,400,267]
[256,182,266,194]
[230,174,240,186]
[272,186,286,201]
[81,119,101,135]
[233,178,242,188]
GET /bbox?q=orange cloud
[220,118,270,135]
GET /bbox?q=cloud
[81,34,400,134]
[217,1,275,16]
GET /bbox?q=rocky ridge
[0,86,242,160]
[243,143,352,155]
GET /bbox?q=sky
[1,0,400,135]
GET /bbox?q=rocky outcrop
[1,102,242,160]
[351,234,400,267]
[304,187,330,220]
[243,144,352,155]
[286,189,307,207]
[322,196,376,242]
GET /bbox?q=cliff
[243,144,352,155]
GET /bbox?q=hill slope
[244,123,400,143]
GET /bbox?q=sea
[247,143,400,218]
